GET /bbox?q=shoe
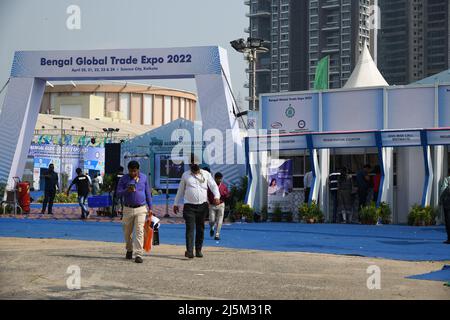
[195,250,203,258]
[126,251,133,259]
[210,227,214,237]
[81,215,86,220]
[214,235,220,241]
[185,251,194,259]
[135,256,143,263]
[444,240,450,244]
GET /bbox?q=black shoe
[444,240,450,244]
[214,235,220,241]
[81,215,86,220]
[195,250,203,258]
[185,251,194,259]
[210,227,214,237]
[135,256,143,263]
[126,251,133,259]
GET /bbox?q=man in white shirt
[174,154,220,259]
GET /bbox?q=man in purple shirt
[116,161,153,263]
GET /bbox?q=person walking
[116,161,153,263]
[173,154,220,259]
[92,173,101,195]
[66,168,91,219]
[439,175,450,244]
[40,163,58,215]
[208,172,230,241]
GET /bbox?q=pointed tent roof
[344,45,389,89]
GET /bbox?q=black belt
[184,202,208,207]
[124,204,146,209]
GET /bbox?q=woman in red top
[373,165,382,202]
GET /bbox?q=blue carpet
[0,218,449,261]
[407,265,450,282]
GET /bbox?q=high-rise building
[378,0,449,85]
[246,0,309,110]
[246,0,372,106]
[308,0,372,89]
[246,0,272,109]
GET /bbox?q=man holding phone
[116,161,153,263]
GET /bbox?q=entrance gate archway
[0,46,244,188]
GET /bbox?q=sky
[0,0,249,110]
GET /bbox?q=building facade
[378,0,450,85]
[246,0,373,100]
[40,83,197,128]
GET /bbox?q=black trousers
[42,190,56,214]
[358,189,368,208]
[183,202,209,253]
[444,207,450,241]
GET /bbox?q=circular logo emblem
[285,105,295,118]
[298,120,306,129]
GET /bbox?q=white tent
[344,45,389,88]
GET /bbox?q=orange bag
[143,216,154,253]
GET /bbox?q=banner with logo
[267,159,293,214]
[261,93,319,132]
[82,147,105,173]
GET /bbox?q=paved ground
[0,237,448,300]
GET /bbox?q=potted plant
[359,202,378,225]
[271,205,283,222]
[377,202,392,224]
[261,205,268,222]
[284,211,294,223]
[408,204,437,226]
[234,201,254,223]
[298,201,324,224]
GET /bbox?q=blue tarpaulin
[0,218,449,261]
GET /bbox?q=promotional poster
[267,159,293,214]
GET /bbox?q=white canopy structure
[344,45,389,89]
